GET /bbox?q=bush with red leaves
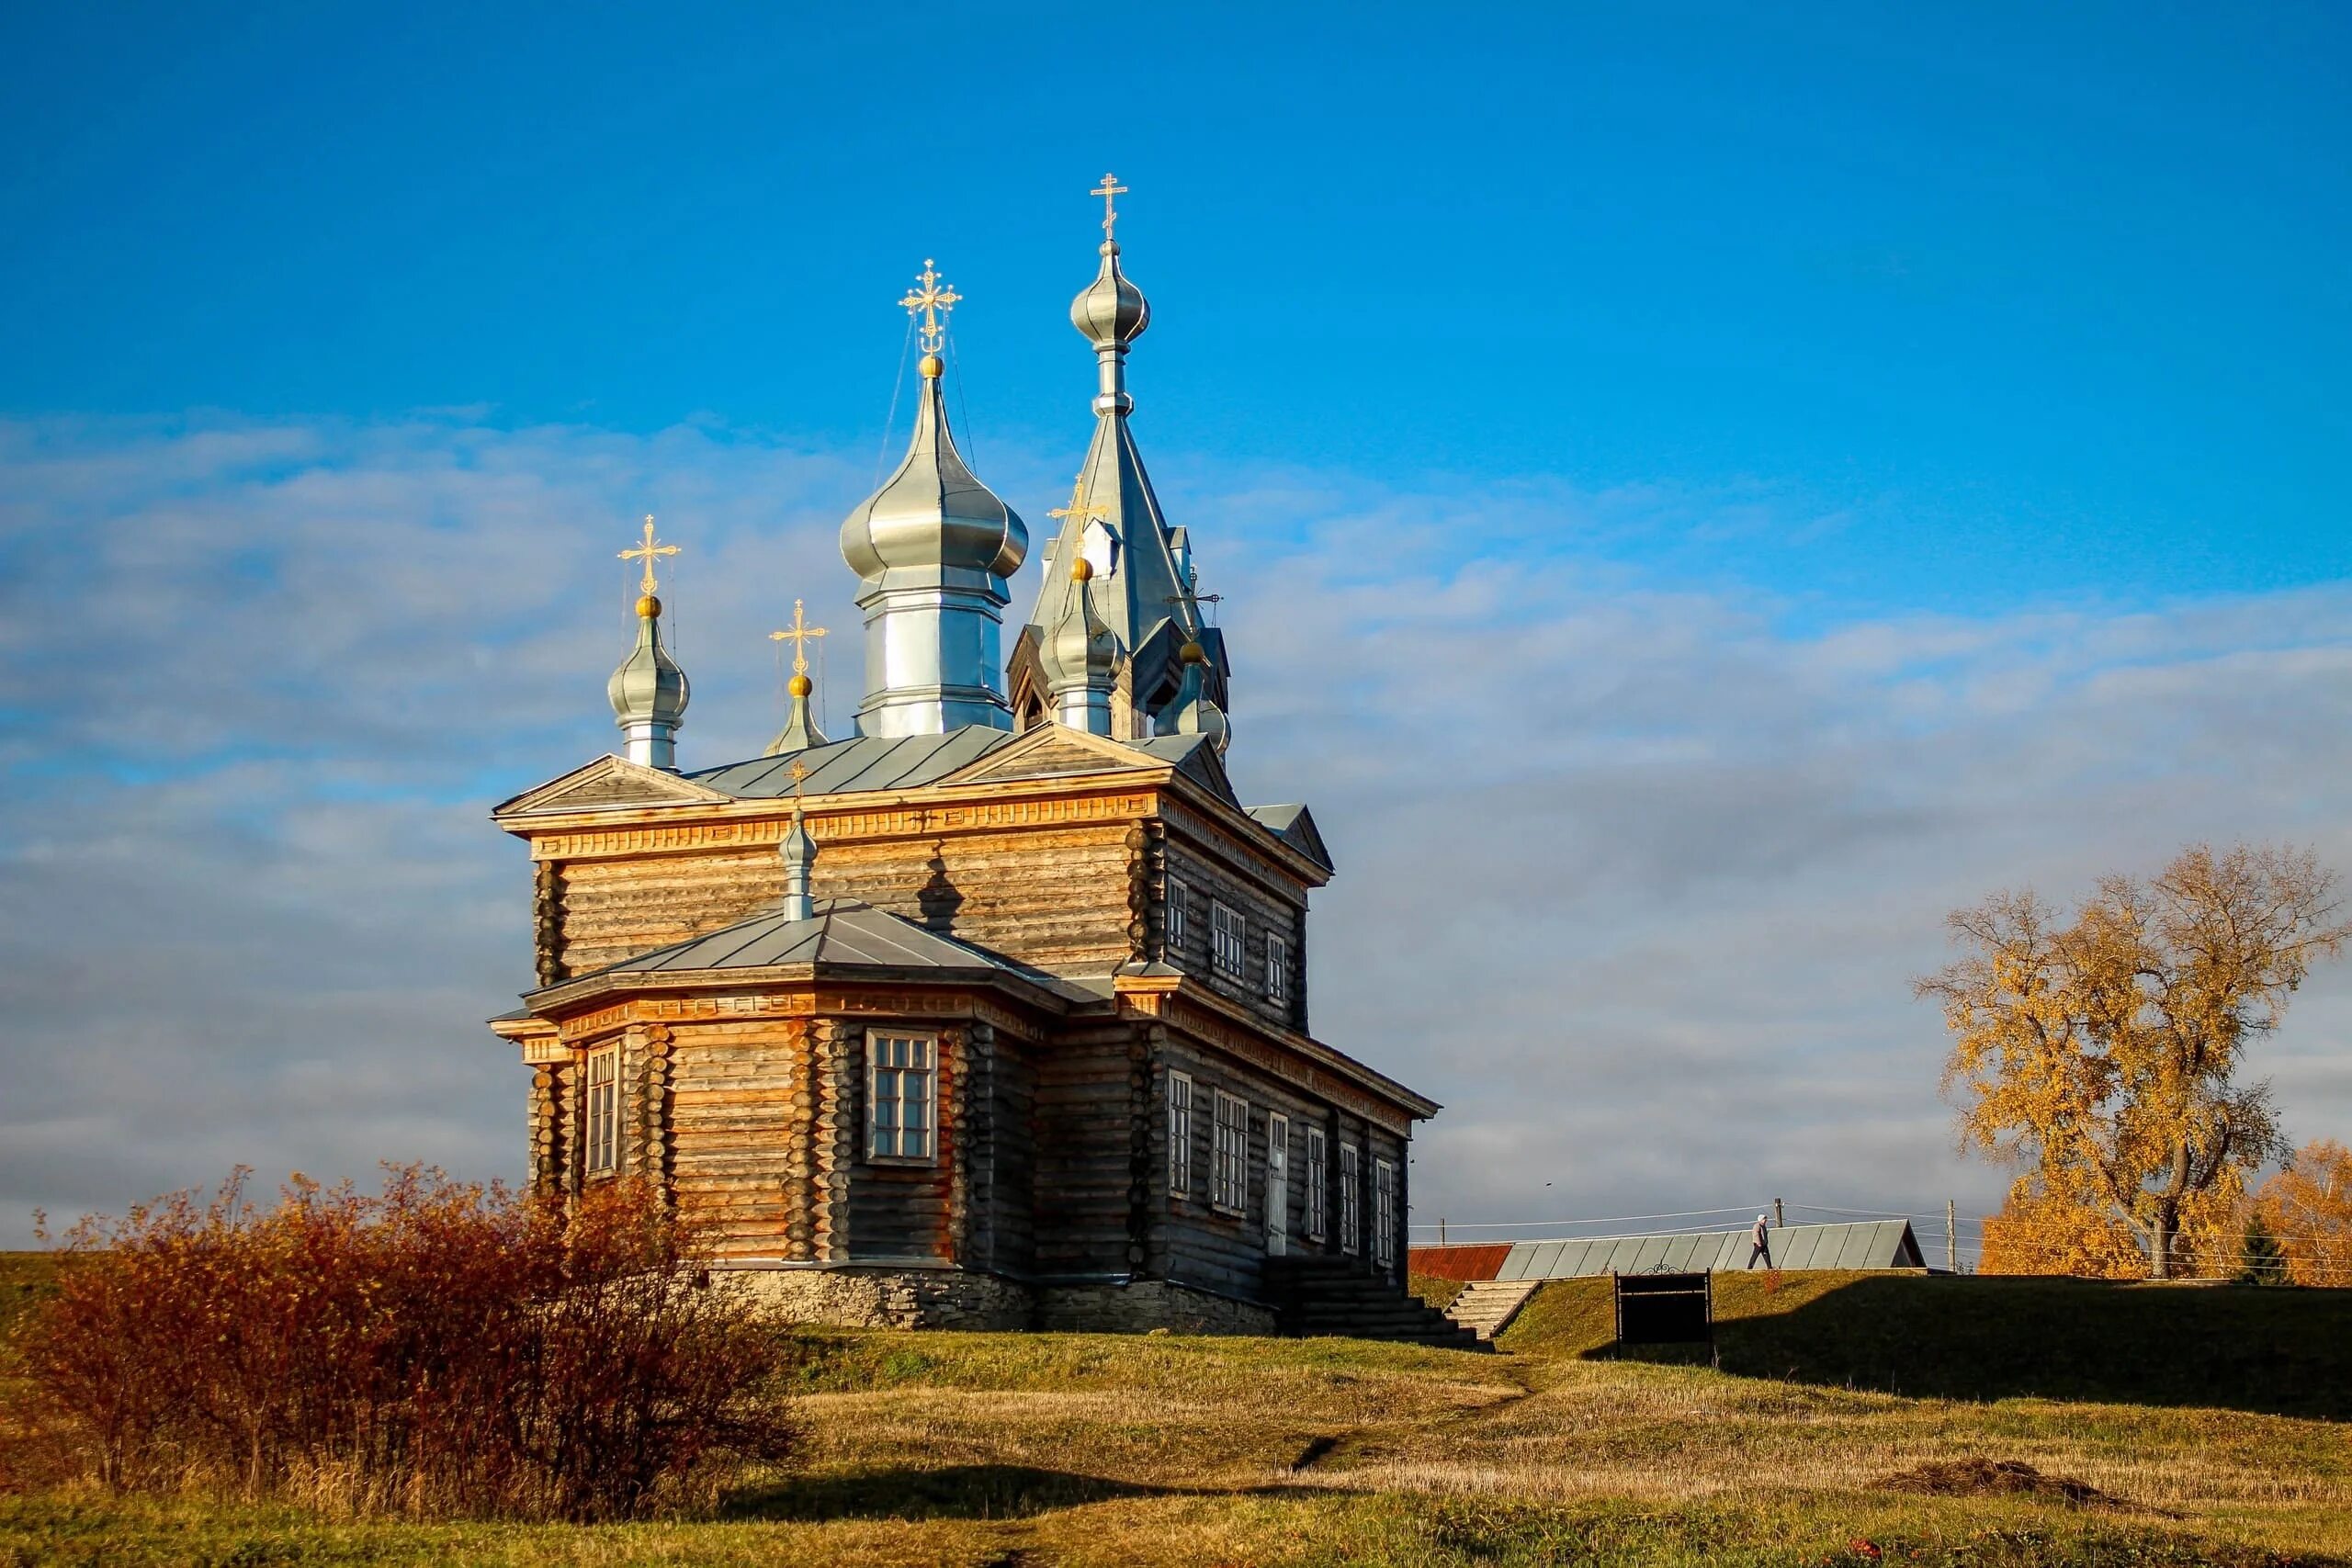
[10,1168,793,1521]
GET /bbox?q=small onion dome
[840,359,1027,583]
[608,596,690,730]
[1155,637,1228,754]
[1037,556,1118,696]
[1070,241,1149,351]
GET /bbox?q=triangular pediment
[936,722,1161,787]
[493,754,735,819]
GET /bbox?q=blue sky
[5,3,2346,617]
[2,6,2348,1247]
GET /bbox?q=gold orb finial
[636,592,662,619]
[1071,557,1093,582]
[787,672,812,697]
[1179,639,1204,664]
[918,352,944,378]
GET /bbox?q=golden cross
[767,598,828,677]
[617,513,681,595]
[1047,473,1110,528]
[1091,173,1128,240]
[786,759,810,800]
[899,258,961,355]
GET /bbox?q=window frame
[866,1030,939,1164]
[1264,1111,1290,1256]
[1210,900,1247,979]
[1165,874,1190,953]
[1265,931,1294,1006]
[1303,1127,1328,1242]
[583,1043,620,1178]
[1211,1089,1249,1214]
[1374,1157,1398,1270]
[1166,1069,1194,1198]
[1338,1141,1362,1256]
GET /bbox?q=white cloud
[2,413,2348,1256]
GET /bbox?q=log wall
[551,822,1139,978]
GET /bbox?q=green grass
[7,1253,2352,1564]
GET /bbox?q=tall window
[1374,1158,1398,1270]
[584,1045,619,1176]
[1338,1142,1362,1255]
[1165,875,1190,952]
[868,1032,936,1161]
[1167,1070,1194,1197]
[1304,1127,1328,1241]
[1265,933,1294,1007]
[1212,1090,1249,1212]
[1210,900,1246,978]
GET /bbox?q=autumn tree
[2252,1138,2352,1288]
[1918,842,2348,1280]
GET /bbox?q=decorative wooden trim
[782,1020,818,1262]
[546,987,1044,1044]
[522,788,1161,863]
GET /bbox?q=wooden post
[1947,1199,1958,1275]
[1773,1197,1784,1229]
[1439,1217,1446,1247]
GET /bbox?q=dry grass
[6,1255,2352,1563]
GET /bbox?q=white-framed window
[1304,1128,1328,1242]
[584,1045,619,1176]
[1338,1142,1361,1255]
[1210,900,1247,978]
[1165,875,1190,952]
[1374,1157,1398,1270]
[1212,1090,1249,1213]
[867,1032,937,1161]
[1265,933,1294,1006]
[1167,1070,1194,1198]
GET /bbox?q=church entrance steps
[1443,1279,1542,1341]
[1264,1256,1489,1351]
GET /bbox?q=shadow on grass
[1607,1275,2352,1421]
[725,1463,1191,1522]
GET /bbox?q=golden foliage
[1978,1182,2145,1279]
[2253,1138,2352,1288]
[1918,842,2348,1279]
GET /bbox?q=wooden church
[489,184,1466,1342]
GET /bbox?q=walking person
[1747,1213,1772,1269]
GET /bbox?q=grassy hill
[1494,1269,2352,1419]
[4,1252,2349,1565]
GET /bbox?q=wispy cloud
[2,413,2347,1245]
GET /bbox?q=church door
[1264,1113,1290,1256]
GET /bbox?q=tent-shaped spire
[1009,179,1230,741]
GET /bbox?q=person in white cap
[1747,1213,1773,1269]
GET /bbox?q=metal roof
[1489,1220,1925,1280]
[559,897,1057,985]
[685,728,1012,799]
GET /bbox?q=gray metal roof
[685,728,1013,798]
[1493,1220,1925,1280]
[562,897,1055,984]
[683,725,1241,805]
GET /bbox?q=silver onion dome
[608,592,690,769]
[840,360,1027,583]
[1070,241,1150,352]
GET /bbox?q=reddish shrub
[9,1168,792,1520]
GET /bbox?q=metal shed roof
[1490,1220,1925,1280]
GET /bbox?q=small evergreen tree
[2237,1213,2289,1286]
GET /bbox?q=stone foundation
[721,1266,1276,1336]
[728,1265,1032,1329]
[1036,1278,1278,1336]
